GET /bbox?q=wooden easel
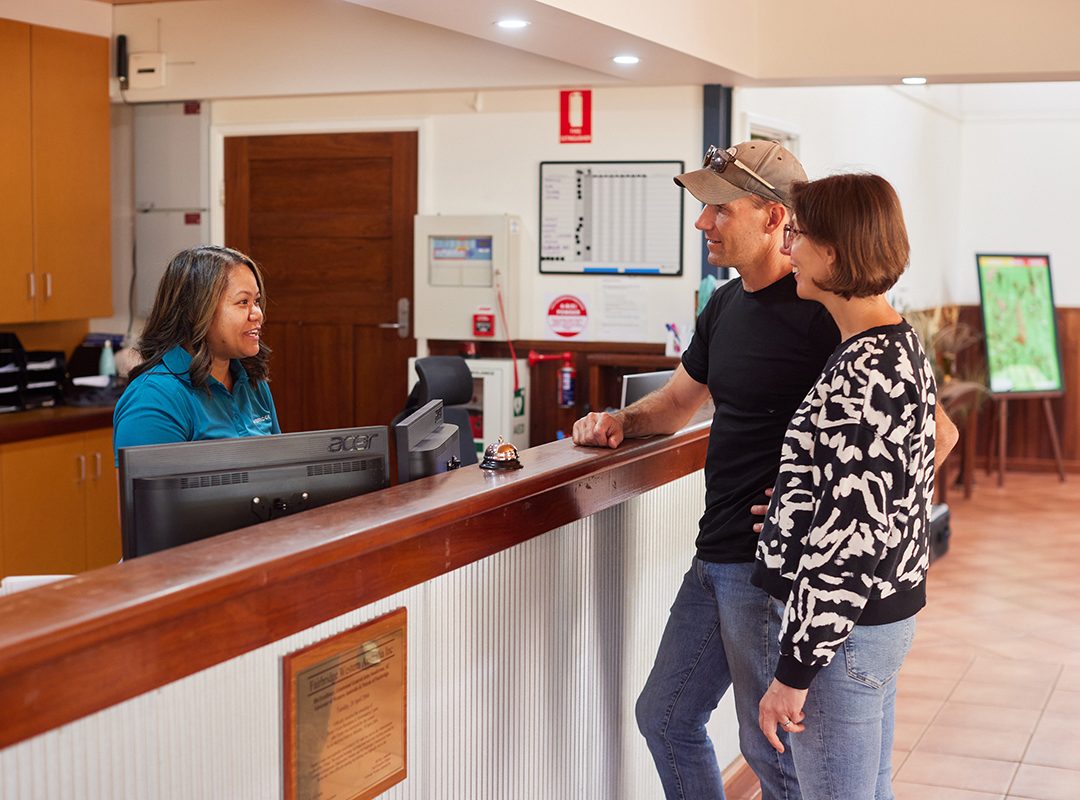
[985,393,1066,486]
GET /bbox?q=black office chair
[393,356,478,466]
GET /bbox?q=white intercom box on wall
[413,214,521,341]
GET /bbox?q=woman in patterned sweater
[752,174,945,799]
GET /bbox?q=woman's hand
[751,487,774,533]
[759,678,807,753]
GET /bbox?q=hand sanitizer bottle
[98,339,116,377]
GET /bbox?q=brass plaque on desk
[284,608,407,800]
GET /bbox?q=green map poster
[976,254,1063,395]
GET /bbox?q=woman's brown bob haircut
[791,173,910,299]
[130,245,271,388]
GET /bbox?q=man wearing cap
[572,140,835,799]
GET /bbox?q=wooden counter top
[0,404,114,445]
[0,410,711,748]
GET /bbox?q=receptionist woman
[113,245,280,463]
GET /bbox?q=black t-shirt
[681,273,839,563]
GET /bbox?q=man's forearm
[617,390,698,438]
[934,404,960,474]
[612,404,653,439]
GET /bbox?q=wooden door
[1,433,87,576]
[31,26,111,322]
[0,20,34,324]
[225,132,417,433]
[83,429,120,569]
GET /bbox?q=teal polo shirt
[113,345,280,465]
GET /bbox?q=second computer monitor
[394,399,462,484]
[620,369,675,408]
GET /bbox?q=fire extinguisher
[527,350,576,409]
[558,353,576,409]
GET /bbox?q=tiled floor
[891,472,1080,799]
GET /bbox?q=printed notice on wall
[284,609,407,800]
[539,160,684,276]
[596,280,648,341]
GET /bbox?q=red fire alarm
[472,308,496,337]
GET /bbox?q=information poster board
[284,609,407,800]
[539,160,684,275]
[976,253,1063,395]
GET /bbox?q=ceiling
[344,0,1080,87]
[101,0,1080,93]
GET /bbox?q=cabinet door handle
[76,454,87,482]
[93,452,103,480]
[44,273,53,299]
[28,273,35,299]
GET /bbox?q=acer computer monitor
[119,426,389,559]
[394,400,462,484]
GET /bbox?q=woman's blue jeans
[635,559,801,800]
[784,603,916,800]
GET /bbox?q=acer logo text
[328,432,379,453]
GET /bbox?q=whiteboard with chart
[539,161,684,276]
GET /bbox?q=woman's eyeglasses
[703,144,781,199]
[782,223,805,249]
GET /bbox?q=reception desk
[0,411,741,798]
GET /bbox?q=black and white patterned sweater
[751,321,936,689]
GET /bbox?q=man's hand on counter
[572,411,625,449]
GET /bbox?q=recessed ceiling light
[613,55,640,65]
[901,76,927,85]
[495,19,530,29]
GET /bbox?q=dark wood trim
[0,405,113,445]
[0,413,709,748]
[585,352,680,413]
[978,456,1080,474]
[427,340,675,445]
[427,339,669,359]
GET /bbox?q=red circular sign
[546,295,588,338]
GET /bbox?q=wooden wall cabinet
[83,429,122,569]
[0,20,34,324]
[0,428,120,578]
[0,21,111,325]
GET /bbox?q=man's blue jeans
[636,559,801,800]
[787,610,916,800]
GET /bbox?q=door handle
[93,452,103,480]
[76,454,87,482]
[28,273,35,299]
[377,298,410,339]
[44,273,53,299]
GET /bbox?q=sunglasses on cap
[702,144,784,202]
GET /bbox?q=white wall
[956,83,1080,306]
[210,86,704,343]
[736,82,1080,310]
[102,72,1080,341]
[0,0,110,36]
[733,85,964,311]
